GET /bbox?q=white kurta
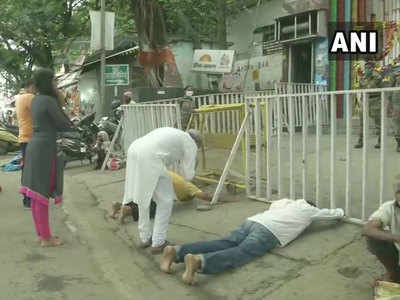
[122,127,198,246]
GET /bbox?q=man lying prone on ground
[110,171,215,223]
[160,198,344,285]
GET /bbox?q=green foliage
[0,0,136,92]
[126,0,243,41]
[158,0,217,38]
[0,0,88,90]
[158,0,243,39]
[0,0,246,92]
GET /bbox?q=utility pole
[100,0,106,116]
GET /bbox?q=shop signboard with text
[105,64,129,86]
[192,50,235,74]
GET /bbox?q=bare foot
[37,235,59,244]
[196,202,212,211]
[109,202,122,219]
[182,254,201,285]
[160,246,176,273]
[41,237,64,248]
[119,205,132,224]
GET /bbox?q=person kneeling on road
[363,182,400,283]
[110,171,214,223]
[160,198,344,285]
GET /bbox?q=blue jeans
[176,220,280,274]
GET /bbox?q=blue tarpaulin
[1,152,22,172]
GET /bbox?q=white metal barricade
[140,84,327,135]
[101,103,182,171]
[141,92,248,134]
[244,87,400,225]
[205,92,273,136]
[141,97,182,105]
[274,82,328,94]
[121,103,182,153]
[272,82,329,128]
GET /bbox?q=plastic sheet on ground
[1,153,22,172]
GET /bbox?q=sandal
[151,241,172,255]
[41,237,64,248]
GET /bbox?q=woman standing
[20,68,73,247]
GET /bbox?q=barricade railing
[141,92,250,134]
[101,103,181,171]
[206,91,273,136]
[274,82,328,94]
[245,87,400,224]
[140,84,327,135]
[141,97,182,105]
[273,82,329,128]
[121,103,181,153]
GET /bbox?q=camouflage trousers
[358,92,400,141]
[358,94,381,137]
[390,92,400,139]
[180,99,196,130]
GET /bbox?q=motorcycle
[98,116,118,139]
[0,122,19,137]
[57,112,99,167]
[0,107,19,136]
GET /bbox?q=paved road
[0,160,219,300]
[0,157,385,300]
[0,163,126,300]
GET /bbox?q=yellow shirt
[169,171,201,202]
[15,93,35,143]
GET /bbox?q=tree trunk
[129,0,182,88]
[216,0,227,50]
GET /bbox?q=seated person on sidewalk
[363,182,400,283]
[110,171,212,223]
[93,131,111,170]
[160,198,344,285]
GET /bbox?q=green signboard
[105,64,129,86]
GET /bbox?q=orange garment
[15,93,35,143]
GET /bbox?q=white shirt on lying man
[248,198,345,247]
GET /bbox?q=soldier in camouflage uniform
[180,86,196,130]
[355,62,384,149]
[389,69,400,152]
[355,62,400,151]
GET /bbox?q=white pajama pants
[138,174,175,247]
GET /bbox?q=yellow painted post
[185,113,194,131]
[240,104,247,180]
[263,102,268,182]
[200,113,207,171]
